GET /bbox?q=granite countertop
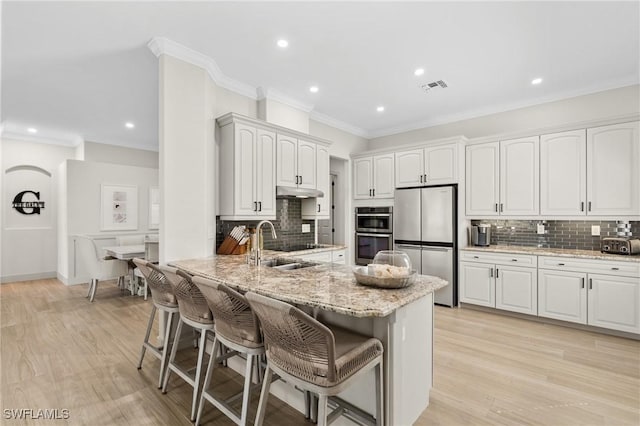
[461,245,640,263]
[171,254,448,318]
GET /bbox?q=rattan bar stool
[246,292,385,426]
[159,265,215,422]
[132,259,180,389]
[192,276,265,426]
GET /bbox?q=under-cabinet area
[460,247,640,335]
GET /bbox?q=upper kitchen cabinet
[353,154,394,199]
[465,142,500,215]
[277,135,316,190]
[587,121,640,216]
[302,144,330,219]
[218,116,276,220]
[465,137,539,216]
[395,143,459,188]
[540,129,587,215]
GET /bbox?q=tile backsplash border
[469,220,640,251]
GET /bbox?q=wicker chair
[159,265,215,422]
[246,292,384,426]
[192,276,265,426]
[132,259,179,388]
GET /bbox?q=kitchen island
[172,254,448,425]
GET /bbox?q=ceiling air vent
[419,80,448,93]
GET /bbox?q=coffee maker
[471,224,492,246]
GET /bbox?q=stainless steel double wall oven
[355,206,393,265]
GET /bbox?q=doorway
[318,174,336,245]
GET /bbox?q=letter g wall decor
[4,165,52,229]
[12,190,45,215]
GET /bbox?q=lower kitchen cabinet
[588,274,640,334]
[460,262,495,307]
[495,265,538,315]
[538,269,587,324]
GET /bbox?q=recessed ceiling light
[309,86,319,93]
[125,122,135,129]
[376,106,385,112]
[414,68,425,76]
[277,39,289,48]
[27,127,38,134]
[531,77,543,85]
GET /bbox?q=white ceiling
[2,1,639,151]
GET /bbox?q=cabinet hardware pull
[496,268,499,278]
[500,203,504,212]
[589,278,592,290]
[295,175,299,184]
[299,175,303,185]
[611,267,619,270]
[588,201,591,211]
[258,201,262,212]
[490,268,493,278]
[581,278,585,289]
[495,203,498,212]
[558,263,565,266]
[372,189,375,197]
[420,175,423,183]
[473,256,479,259]
[369,189,372,197]
[424,174,427,182]
[253,201,257,212]
[580,202,584,212]
[317,203,320,213]
[511,259,517,262]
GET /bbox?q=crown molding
[257,87,314,113]
[309,110,369,139]
[148,37,257,100]
[368,78,640,139]
[0,123,83,147]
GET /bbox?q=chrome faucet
[250,220,277,266]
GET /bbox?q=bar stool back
[246,292,385,426]
[192,276,265,426]
[132,258,179,388]
[159,266,214,422]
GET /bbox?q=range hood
[276,186,324,199]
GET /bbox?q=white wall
[1,138,75,282]
[82,141,159,168]
[309,119,369,159]
[258,98,309,133]
[369,85,640,149]
[59,159,158,284]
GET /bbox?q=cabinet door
[303,145,330,218]
[373,154,395,198]
[256,129,276,217]
[276,134,298,187]
[587,121,640,216]
[538,269,587,324]
[459,262,495,307]
[465,142,500,215]
[297,140,317,189]
[395,149,424,188]
[588,274,640,333]
[425,144,458,185]
[495,265,537,315]
[234,124,257,216]
[353,157,373,199]
[540,130,586,215]
[500,136,539,215]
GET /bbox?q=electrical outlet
[591,225,600,236]
[537,224,545,234]
[301,224,311,233]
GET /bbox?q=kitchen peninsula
[172,253,448,425]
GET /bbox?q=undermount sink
[262,258,319,270]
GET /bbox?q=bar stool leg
[195,337,220,426]
[158,311,175,389]
[137,305,157,369]
[317,395,328,426]
[255,366,273,426]
[304,391,311,419]
[190,328,208,421]
[239,354,255,426]
[375,361,384,426]
[162,319,183,393]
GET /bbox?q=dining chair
[246,291,385,426]
[159,265,215,422]
[76,235,129,302]
[192,276,265,426]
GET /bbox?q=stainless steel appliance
[355,207,393,265]
[471,224,492,246]
[394,185,457,307]
[601,237,640,255]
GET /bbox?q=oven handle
[356,233,392,237]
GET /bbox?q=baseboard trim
[1,271,57,284]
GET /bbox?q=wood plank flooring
[1,279,638,425]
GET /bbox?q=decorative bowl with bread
[353,250,416,289]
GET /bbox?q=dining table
[103,244,147,296]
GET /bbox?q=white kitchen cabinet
[538,269,587,324]
[395,144,458,188]
[218,121,276,220]
[540,130,587,216]
[276,135,316,189]
[331,249,346,264]
[302,144,330,219]
[495,265,538,315]
[500,136,539,215]
[587,121,640,216]
[588,274,640,334]
[465,142,500,215]
[353,154,394,199]
[460,262,495,307]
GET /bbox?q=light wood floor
[1,279,638,425]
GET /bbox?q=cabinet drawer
[297,251,332,263]
[539,256,640,278]
[332,249,346,264]
[461,250,537,267]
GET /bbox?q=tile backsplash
[470,220,640,251]
[216,199,315,251]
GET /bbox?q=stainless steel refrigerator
[394,185,457,307]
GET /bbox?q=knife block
[217,236,247,255]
